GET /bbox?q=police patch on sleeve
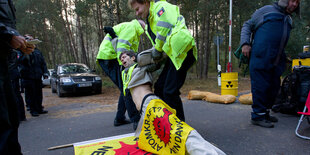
[157,7,165,17]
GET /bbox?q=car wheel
[57,84,64,97]
[51,82,56,93]
[95,87,102,94]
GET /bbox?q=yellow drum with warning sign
[221,72,238,96]
[292,58,310,70]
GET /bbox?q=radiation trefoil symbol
[226,81,233,88]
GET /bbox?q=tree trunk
[76,15,89,66]
[203,12,211,79]
[61,0,78,62]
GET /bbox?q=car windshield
[59,64,89,74]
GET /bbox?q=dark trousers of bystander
[11,78,26,121]
[22,79,43,114]
[0,60,22,155]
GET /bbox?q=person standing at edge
[128,0,197,121]
[0,0,35,154]
[240,0,300,128]
[96,19,145,130]
[19,34,49,117]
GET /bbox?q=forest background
[15,0,310,79]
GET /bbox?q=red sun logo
[153,108,172,145]
[113,141,152,154]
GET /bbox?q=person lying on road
[119,51,225,155]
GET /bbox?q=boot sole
[251,120,274,128]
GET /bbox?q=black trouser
[154,49,196,121]
[0,60,22,155]
[22,79,43,113]
[98,59,140,122]
[11,78,26,121]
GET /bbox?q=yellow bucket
[221,72,238,96]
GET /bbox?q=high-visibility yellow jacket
[146,0,197,70]
[121,63,137,96]
[96,19,144,64]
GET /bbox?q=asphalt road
[19,94,310,155]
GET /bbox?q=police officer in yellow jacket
[128,0,197,121]
[96,19,145,130]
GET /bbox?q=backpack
[272,66,310,115]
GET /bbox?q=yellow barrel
[221,72,238,96]
[292,58,310,70]
[304,45,309,53]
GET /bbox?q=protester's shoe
[38,110,48,114]
[114,119,131,126]
[251,119,274,128]
[31,112,39,117]
[133,122,138,130]
[20,117,27,121]
[266,115,278,123]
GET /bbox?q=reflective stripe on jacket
[96,19,144,64]
[146,0,197,70]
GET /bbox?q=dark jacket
[20,48,48,80]
[240,2,293,76]
[240,3,292,47]
[0,0,20,58]
[8,49,22,80]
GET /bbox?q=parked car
[42,69,54,87]
[50,63,102,97]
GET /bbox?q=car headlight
[60,77,72,83]
[95,76,101,81]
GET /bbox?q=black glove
[151,48,162,61]
[103,26,117,39]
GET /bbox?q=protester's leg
[185,130,225,155]
[135,94,158,137]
